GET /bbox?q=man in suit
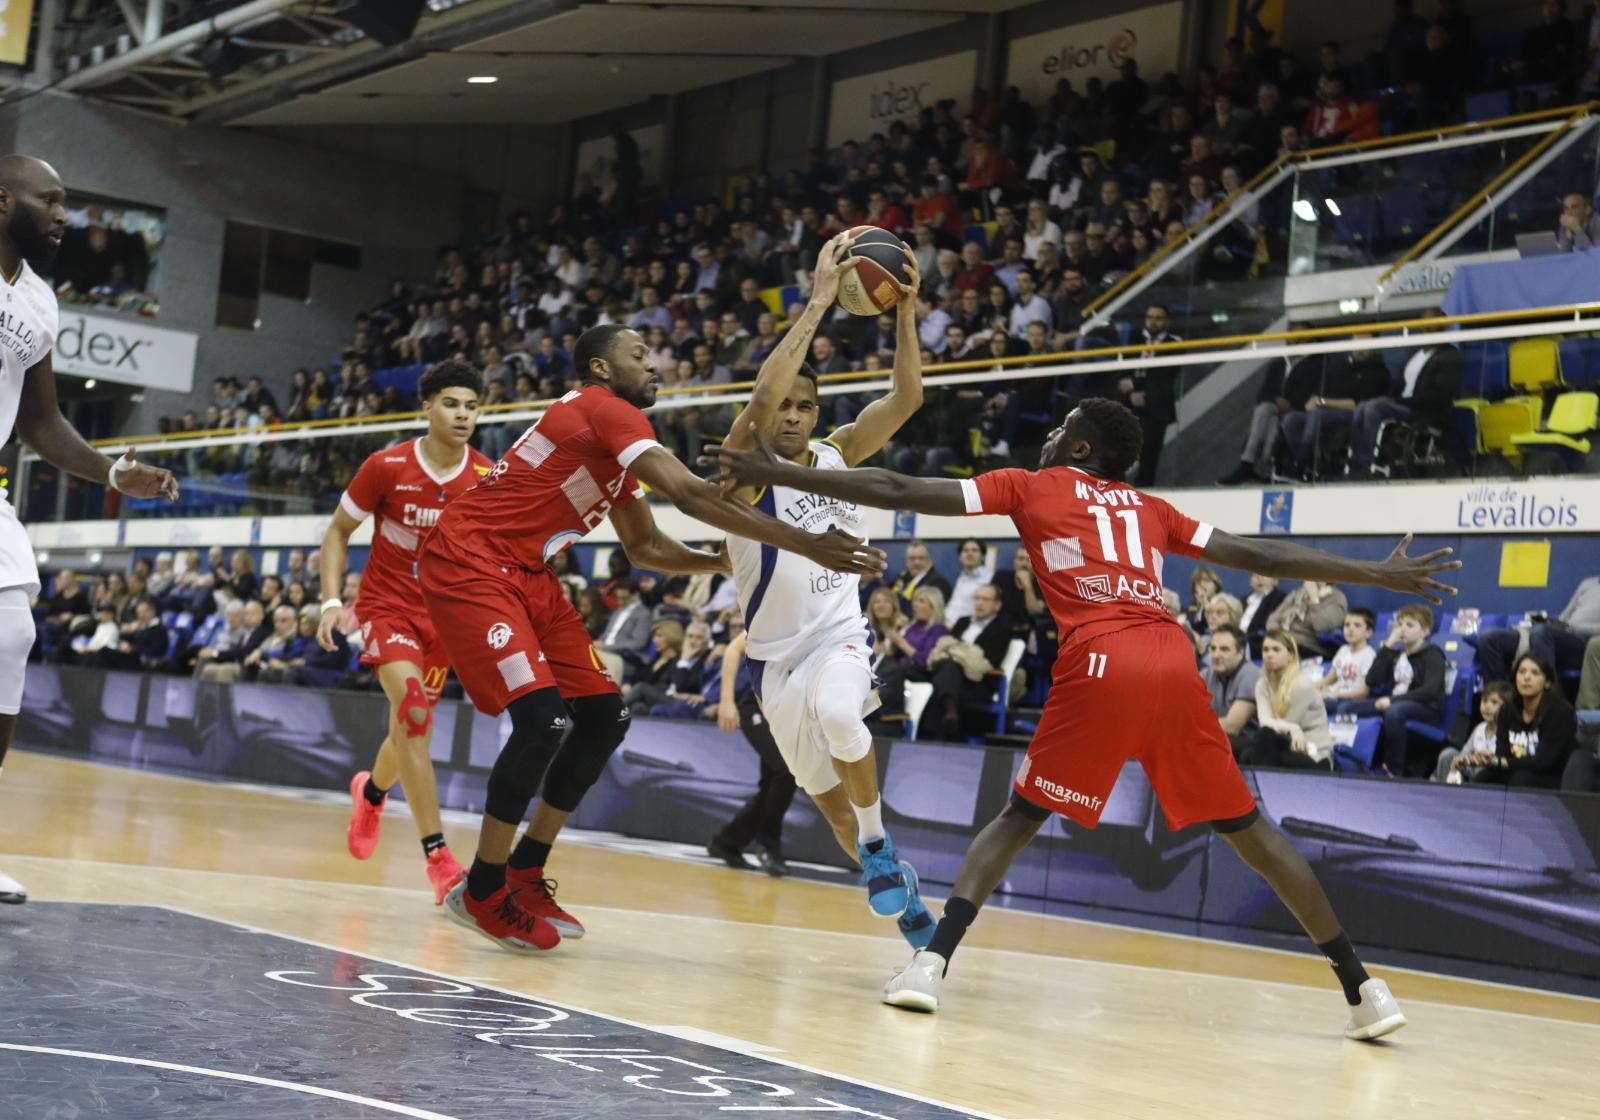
[923,584,1014,740]
[1116,304,1182,487]
[595,578,653,683]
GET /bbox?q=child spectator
[1318,608,1377,709]
[1435,681,1512,783]
[1338,604,1449,776]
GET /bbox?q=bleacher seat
[1460,340,1510,398]
[1332,717,1383,772]
[1510,391,1598,473]
[1557,338,1600,391]
[1477,395,1543,468]
[904,681,934,741]
[986,638,1028,735]
[1508,339,1563,394]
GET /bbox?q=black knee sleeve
[1007,789,1052,822]
[540,693,632,813]
[484,688,570,825]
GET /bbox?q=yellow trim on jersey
[819,438,844,457]
[746,485,767,506]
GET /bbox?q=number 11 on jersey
[1086,652,1109,678]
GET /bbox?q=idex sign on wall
[826,51,978,147]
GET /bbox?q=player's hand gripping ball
[835,226,914,316]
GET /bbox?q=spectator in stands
[1339,604,1447,776]
[88,597,161,671]
[1051,267,1094,348]
[622,619,687,711]
[1240,573,1288,656]
[36,569,89,655]
[889,540,953,618]
[240,605,300,682]
[922,583,1014,740]
[1239,631,1334,769]
[576,587,611,640]
[1507,0,1582,90]
[1475,573,1600,685]
[913,176,963,241]
[1203,89,1252,160]
[1556,191,1600,252]
[1271,339,1392,481]
[943,538,995,623]
[1411,21,1466,126]
[595,578,652,682]
[1203,624,1261,754]
[1386,0,1430,86]
[1319,608,1377,709]
[1435,680,1511,782]
[1022,199,1062,259]
[992,239,1028,296]
[1267,580,1349,659]
[1474,654,1578,789]
[1184,566,1224,642]
[1183,173,1220,227]
[877,586,953,709]
[1117,304,1181,486]
[959,134,1016,214]
[1347,322,1462,475]
[1006,271,1052,337]
[1198,592,1246,659]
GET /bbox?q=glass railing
[19,308,1598,527]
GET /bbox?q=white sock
[853,798,885,845]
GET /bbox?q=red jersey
[435,385,659,567]
[340,438,494,614]
[960,466,1213,647]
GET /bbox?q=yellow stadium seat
[1508,338,1563,393]
[1510,391,1597,468]
[759,286,786,316]
[1478,395,1543,468]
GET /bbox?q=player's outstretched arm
[704,435,967,516]
[828,246,924,466]
[724,233,858,455]
[17,355,178,501]
[629,446,885,576]
[608,498,728,575]
[1203,530,1461,605]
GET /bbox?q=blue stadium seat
[1332,717,1383,772]
[1558,338,1600,391]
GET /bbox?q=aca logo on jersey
[486,621,514,649]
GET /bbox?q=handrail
[1376,102,1598,287]
[1082,100,1599,320]
[85,301,1600,451]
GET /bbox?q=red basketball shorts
[357,608,450,705]
[418,536,617,717]
[1014,622,1257,831]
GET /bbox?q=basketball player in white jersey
[0,155,178,903]
[721,233,933,947]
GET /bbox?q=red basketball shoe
[425,846,464,906]
[442,879,561,953]
[507,866,585,939]
[346,771,384,860]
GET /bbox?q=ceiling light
[467,75,498,84]
[1324,198,1343,217]
[1292,199,1317,222]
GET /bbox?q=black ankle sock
[1318,932,1370,1005]
[926,897,979,968]
[362,777,388,806]
[467,857,506,901]
[421,833,446,858]
[508,837,552,871]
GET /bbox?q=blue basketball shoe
[857,833,910,917]
[896,861,934,949]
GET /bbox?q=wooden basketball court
[2,751,1595,1119]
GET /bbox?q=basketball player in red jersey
[420,302,886,954]
[316,360,492,904]
[708,397,1460,1040]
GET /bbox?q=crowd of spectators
[130,1,1600,500]
[24,533,1600,787]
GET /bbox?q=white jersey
[0,261,60,595]
[728,439,869,664]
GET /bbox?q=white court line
[144,903,1009,1120]
[0,1043,465,1119]
[18,852,1600,1025]
[11,755,1600,1015]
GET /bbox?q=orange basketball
[835,225,912,317]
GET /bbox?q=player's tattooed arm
[608,498,727,575]
[17,354,178,500]
[725,233,858,455]
[1203,530,1460,605]
[704,434,967,516]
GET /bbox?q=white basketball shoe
[0,866,26,904]
[882,950,946,1013]
[1344,978,1407,1041]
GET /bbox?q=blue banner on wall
[1260,489,1293,534]
[16,665,1600,981]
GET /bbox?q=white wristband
[107,453,135,494]
[321,598,343,614]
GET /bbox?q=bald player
[0,155,178,903]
